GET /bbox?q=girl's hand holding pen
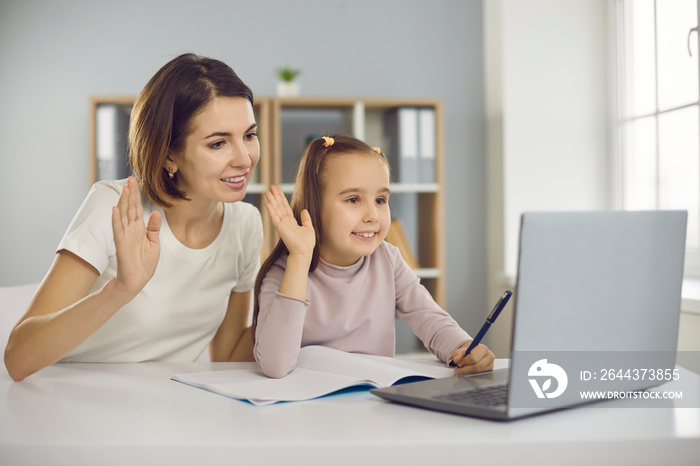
[449,290,510,375]
[450,343,495,375]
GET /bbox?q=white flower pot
[276,81,300,97]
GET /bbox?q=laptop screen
[507,211,687,417]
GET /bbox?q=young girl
[253,135,494,378]
[5,53,262,381]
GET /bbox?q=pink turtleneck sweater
[254,241,471,378]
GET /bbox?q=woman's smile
[220,171,249,190]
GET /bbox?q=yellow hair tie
[322,136,334,147]
[373,147,381,154]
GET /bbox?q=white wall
[485,0,612,356]
[0,0,489,333]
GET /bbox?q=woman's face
[169,96,259,205]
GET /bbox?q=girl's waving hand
[264,185,315,259]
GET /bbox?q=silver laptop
[371,211,687,420]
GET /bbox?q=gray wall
[0,0,487,332]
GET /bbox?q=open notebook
[172,345,454,406]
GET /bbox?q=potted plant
[276,67,301,97]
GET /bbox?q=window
[616,0,699,278]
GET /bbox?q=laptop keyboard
[433,384,508,407]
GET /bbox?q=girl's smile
[352,231,378,240]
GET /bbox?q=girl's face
[319,152,391,267]
[169,96,259,206]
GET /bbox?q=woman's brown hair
[252,135,389,331]
[128,53,254,208]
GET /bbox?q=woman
[5,53,262,381]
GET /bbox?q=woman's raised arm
[4,177,161,381]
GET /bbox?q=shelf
[270,97,445,306]
[246,183,267,194]
[414,268,441,279]
[279,183,295,194]
[390,183,440,193]
[278,183,439,194]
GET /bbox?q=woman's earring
[168,168,174,180]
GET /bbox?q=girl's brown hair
[252,135,389,331]
[128,53,254,208]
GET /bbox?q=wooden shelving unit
[89,96,444,306]
[268,97,444,306]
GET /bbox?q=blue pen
[451,290,513,367]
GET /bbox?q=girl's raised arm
[263,185,314,301]
[254,185,315,377]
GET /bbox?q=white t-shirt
[57,179,262,363]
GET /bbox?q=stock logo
[528,359,568,399]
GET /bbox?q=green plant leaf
[277,67,301,82]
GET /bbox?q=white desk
[1,361,698,466]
